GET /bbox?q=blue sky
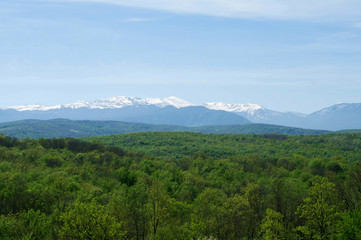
[1,0,361,113]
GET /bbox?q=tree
[222,192,251,239]
[148,181,170,236]
[338,209,361,240]
[191,188,226,239]
[261,208,285,240]
[0,209,51,240]
[59,200,124,240]
[109,184,149,240]
[243,183,265,239]
[295,177,342,240]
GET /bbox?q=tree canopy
[0,133,360,239]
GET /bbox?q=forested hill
[0,119,330,139]
[1,133,361,239]
[84,132,361,161]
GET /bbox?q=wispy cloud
[355,22,361,28]
[39,0,361,20]
[120,17,152,23]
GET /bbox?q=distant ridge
[2,96,193,111]
[1,96,361,130]
[0,119,331,139]
[305,103,361,130]
[0,96,250,126]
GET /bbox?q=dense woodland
[1,132,361,239]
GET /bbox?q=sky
[1,0,361,113]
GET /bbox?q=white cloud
[42,0,361,20]
[120,17,152,22]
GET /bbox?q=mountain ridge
[1,96,193,111]
[1,96,361,130]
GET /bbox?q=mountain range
[1,96,361,130]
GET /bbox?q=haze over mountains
[1,96,360,131]
[0,119,331,139]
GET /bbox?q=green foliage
[191,188,226,239]
[85,132,361,162]
[0,133,360,239]
[338,209,361,240]
[261,208,285,240]
[295,177,342,240]
[108,183,150,240]
[0,209,51,240]
[59,200,124,240]
[148,181,170,236]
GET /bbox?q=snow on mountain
[203,102,264,116]
[202,101,308,127]
[3,96,194,111]
[3,97,303,126]
[5,104,61,112]
[312,103,358,116]
[2,97,361,130]
[142,96,194,108]
[305,103,361,130]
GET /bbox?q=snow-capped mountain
[309,103,360,116]
[4,104,61,112]
[0,96,250,126]
[202,101,361,130]
[3,96,193,112]
[203,102,264,116]
[203,102,305,127]
[1,97,361,130]
[305,103,361,130]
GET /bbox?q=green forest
[1,132,361,239]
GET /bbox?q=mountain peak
[312,103,361,116]
[5,104,61,112]
[141,96,194,108]
[203,102,264,115]
[3,96,194,111]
